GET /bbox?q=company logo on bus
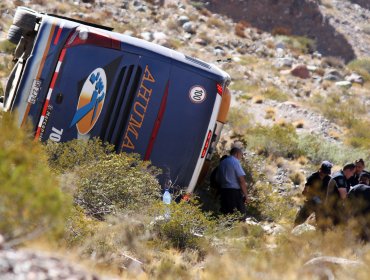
[189,85,206,103]
[70,68,107,135]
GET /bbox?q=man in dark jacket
[294,161,333,227]
[348,159,365,187]
[347,172,370,240]
[324,163,356,227]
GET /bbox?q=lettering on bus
[122,65,155,150]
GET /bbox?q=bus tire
[13,7,38,33]
[7,25,23,45]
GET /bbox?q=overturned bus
[1,7,231,193]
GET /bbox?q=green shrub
[260,86,289,102]
[63,205,99,246]
[0,40,15,54]
[244,124,303,159]
[76,153,161,219]
[311,92,366,129]
[0,114,70,242]
[275,35,316,54]
[347,119,370,149]
[298,133,369,165]
[229,80,259,93]
[247,182,295,222]
[227,108,254,136]
[347,58,370,82]
[44,138,114,172]
[150,199,215,251]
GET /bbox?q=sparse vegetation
[207,16,226,30]
[275,35,316,54]
[310,91,367,130]
[265,107,276,119]
[298,133,369,165]
[347,57,370,82]
[260,86,289,102]
[321,56,345,68]
[2,0,370,279]
[227,107,254,135]
[244,124,303,159]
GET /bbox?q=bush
[0,114,70,242]
[244,124,303,159]
[275,35,316,54]
[227,108,254,136]
[247,182,295,222]
[150,199,215,251]
[346,119,370,150]
[44,138,114,172]
[260,86,289,102]
[311,92,366,129]
[63,206,99,247]
[73,214,150,270]
[347,58,370,82]
[0,40,15,54]
[298,133,369,165]
[76,153,161,219]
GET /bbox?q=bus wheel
[7,25,23,45]
[13,7,39,33]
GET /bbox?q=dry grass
[275,157,286,168]
[328,129,341,140]
[321,56,345,69]
[293,120,305,129]
[297,156,309,165]
[289,171,305,186]
[206,17,226,29]
[252,95,264,104]
[166,19,180,31]
[275,118,288,127]
[265,107,276,119]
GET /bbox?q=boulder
[274,57,294,68]
[182,22,195,34]
[291,65,310,79]
[178,15,190,26]
[291,223,316,235]
[335,80,352,89]
[323,69,343,81]
[345,73,364,85]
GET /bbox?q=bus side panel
[38,45,125,142]
[148,64,219,187]
[118,56,171,155]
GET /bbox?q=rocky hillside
[0,0,369,199]
[198,0,370,61]
[0,0,369,195]
[0,0,370,278]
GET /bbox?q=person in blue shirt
[216,147,248,219]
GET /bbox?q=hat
[320,161,333,174]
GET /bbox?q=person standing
[347,172,370,241]
[348,159,365,187]
[324,163,356,227]
[216,147,248,219]
[294,161,333,227]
